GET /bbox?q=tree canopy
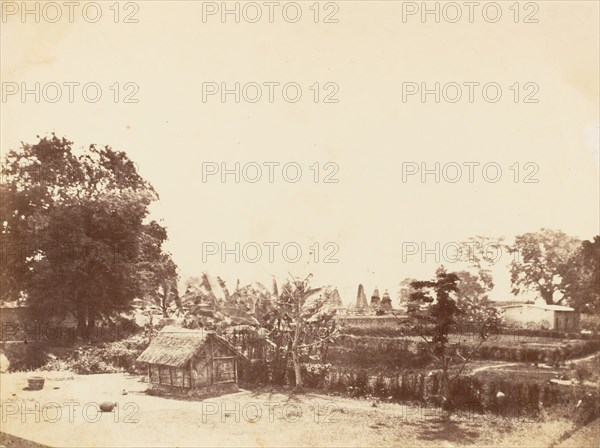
[564,236,600,313]
[0,135,176,332]
[508,229,582,305]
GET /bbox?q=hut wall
[213,357,236,384]
[149,381,238,398]
[191,355,211,387]
[210,338,237,384]
[149,364,159,383]
[189,341,238,388]
[148,363,191,388]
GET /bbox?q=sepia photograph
[0,1,599,447]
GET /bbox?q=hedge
[238,361,599,422]
[327,335,600,367]
[341,325,598,340]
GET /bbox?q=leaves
[1,135,169,330]
[508,229,582,304]
[454,271,500,326]
[563,236,600,313]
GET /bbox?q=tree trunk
[440,370,449,400]
[440,356,452,412]
[292,342,302,388]
[540,284,555,304]
[87,303,97,339]
[292,296,304,388]
[281,338,292,385]
[147,312,154,343]
[162,283,170,317]
[76,313,87,337]
[161,298,169,318]
[76,302,87,337]
[320,342,329,363]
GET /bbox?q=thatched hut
[137,326,244,397]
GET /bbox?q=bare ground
[0,371,589,447]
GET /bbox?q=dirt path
[469,351,600,376]
[565,352,600,364]
[469,363,518,375]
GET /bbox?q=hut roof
[137,327,208,367]
[137,326,246,367]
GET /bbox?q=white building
[499,302,580,332]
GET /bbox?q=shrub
[68,348,121,374]
[372,375,388,397]
[327,337,432,371]
[45,334,147,374]
[580,314,600,334]
[302,363,331,389]
[348,370,369,397]
[238,359,271,386]
[0,342,49,371]
[447,376,483,412]
[574,364,592,384]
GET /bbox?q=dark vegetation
[238,359,600,423]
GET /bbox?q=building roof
[499,304,575,312]
[536,304,575,311]
[136,326,244,367]
[339,314,407,320]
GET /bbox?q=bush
[44,334,147,374]
[574,364,592,384]
[447,376,484,412]
[302,363,331,389]
[0,342,49,371]
[348,370,369,397]
[543,388,600,425]
[372,375,388,397]
[341,326,413,338]
[327,337,432,371]
[472,340,600,364]
[238,359,270,386]
[68,348,121,374]
[580,314,600,334]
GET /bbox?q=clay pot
[27,376,45,390]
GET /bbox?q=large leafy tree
[0,135,173,333]
[564,236,600,313]
[508,229,581,304]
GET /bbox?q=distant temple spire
[356,284,368,309]
[370,288,381,308]
[381,290,392,310]
[330,288,343,306]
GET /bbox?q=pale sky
[2,1,599,305]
